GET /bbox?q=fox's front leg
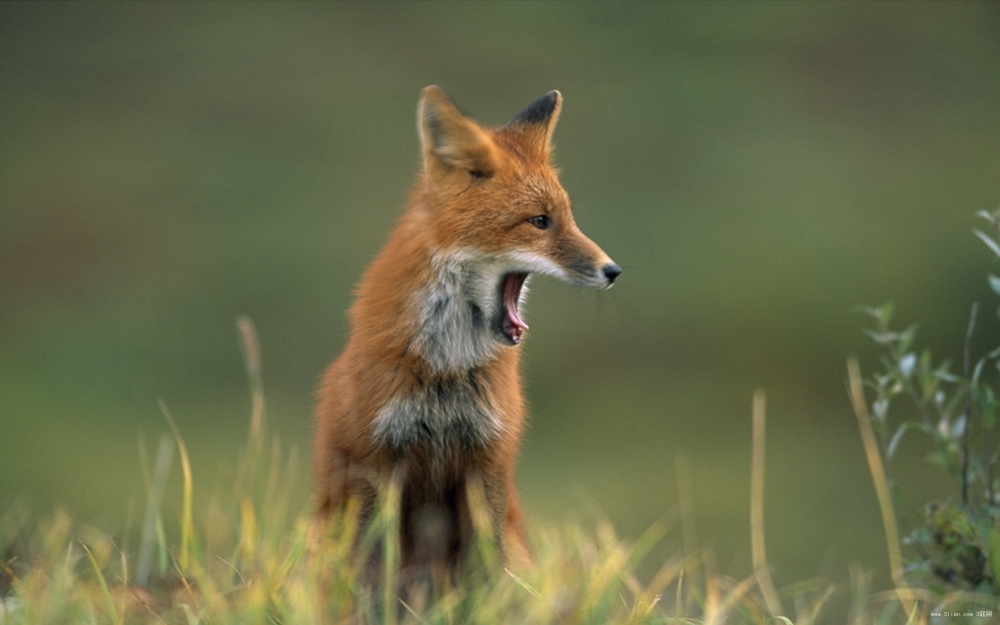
[470,467,532,568]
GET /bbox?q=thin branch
[962,302,978,506]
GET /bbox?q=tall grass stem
[847,357,915,617]
[159,400,193,575]
[675,454,697,561]
[237,315,266,460]
[750,390,784,616]
[136,434,174,586]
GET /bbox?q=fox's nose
[602,263,622,284]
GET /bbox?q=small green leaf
[865,329,883,345]
[873,398,889,423]
[898,324,918,354]
[871,413,887,439]
[974,229,1000,258]
[982,385,996,429]
[898,353,916,379]
[926,451,949,470]
[989,274,1000,296]
[879,302,895,326]
[887,423,911,459]
[977,209,997,225]
[852,304,881,319]
[934,369,959,383]
[973,358,986,384]
[950,414,966,439]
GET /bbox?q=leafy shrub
[856,210,1000,595]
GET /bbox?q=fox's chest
[370,374,502,453]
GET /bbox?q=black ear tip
[510,90,561,126]
[541,90,562,111]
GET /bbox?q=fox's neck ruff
[409,249,528,374]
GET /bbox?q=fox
[312,85,620,576]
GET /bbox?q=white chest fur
[370,373,502,451]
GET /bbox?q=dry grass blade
[751,390,784,617]
[237,315,266,457]
[794,584,835,625]
[382,468,404,625]
[704,575,757,625]
[847,357,917,618]
[640,553,684,609]
[675,454,698,561]
[504,567,542,599]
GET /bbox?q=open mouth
[498,272,529,345]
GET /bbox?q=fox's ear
[504,90,562,159]
[418,86,496,178]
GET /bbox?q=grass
[0,323,996,624]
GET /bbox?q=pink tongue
[504,273,529,342]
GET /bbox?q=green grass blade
[160,400,194,575]
[82,542,122,625]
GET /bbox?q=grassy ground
[0,432,989,625]
[0,327,994,624]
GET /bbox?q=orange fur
[313,86,619,576]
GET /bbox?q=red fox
[313,86,620,574]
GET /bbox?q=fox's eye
[527,215,553,230]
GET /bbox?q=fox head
[412,86,620,354]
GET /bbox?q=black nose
[602,263,622,284]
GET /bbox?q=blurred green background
[3,0,1000,592]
